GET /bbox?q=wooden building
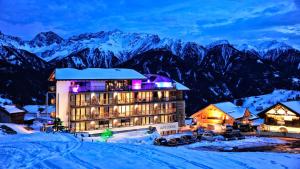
[191,102,255,132]
[0,105,25,124]
[258,101,300,133]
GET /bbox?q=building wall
[0,111,11,123]
[56,81,71,127]
[192,105,234,128]
[0,111,25,124]
[68,90,182,132]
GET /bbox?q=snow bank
[186,136,286,149]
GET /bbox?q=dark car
[167,138,178,146]
[223,133,236,141]
[234,132,245,140]
[181,135,198,144]
[196,134,202,141]
[239,124,253,132]
[175,138,186,145]
[154,138,168,146]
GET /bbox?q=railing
[70,96,178,106]
[70,109,176,121]
[69,83,176,93]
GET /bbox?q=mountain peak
[256,40,292,51]
[30,31,64,47]
[206,40,230,48]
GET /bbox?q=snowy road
[0,133,299,169]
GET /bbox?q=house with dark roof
[0,105,25,124]
[257,101,300,133]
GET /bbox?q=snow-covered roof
[175,81,190,90]
[54,68,147,80]
[23,105,45,114]
[0,105,25,114]
[281,101,300,115]
[214,102,246,119]
[24,114,36,121]
[252,118,264,126]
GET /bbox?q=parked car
[202,131,225,141]
[234,132,245,140]
[167,138,178,146]
[196,134,202,142]
[175,138,186,145]
[154,138,168,146]
[223,133,236,141]
[180,135,198,144]
[225,125,233,132]
[239,124,253,132]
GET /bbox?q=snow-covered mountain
[0,30,299,114]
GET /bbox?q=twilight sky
[0,0,300,47]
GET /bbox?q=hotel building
[49,68,189,134]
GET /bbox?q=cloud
[0,0,299,48]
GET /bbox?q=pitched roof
[0,105,25,114]
[258,100,300,117]
[54,68,147,80]
[214,102,246,119]
[281,101,300,115]
[175,81,190,90]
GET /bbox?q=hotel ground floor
[70,113,177,132]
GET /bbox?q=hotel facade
[49,68,189,134]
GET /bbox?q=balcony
[70,109,176,122]
[70,96,178,107]
[69,82,176,93]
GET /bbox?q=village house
[48,68,189,135]
[0,105,25,124]
[191,102,256,132]
[258,101,300,133]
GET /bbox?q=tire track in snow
[137,145,213,169]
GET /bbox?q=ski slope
[0,133,299,169]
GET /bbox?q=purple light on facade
[155,82,172,88]
[132,80,142,90]
[72,85,79,92]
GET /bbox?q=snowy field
[0,131,299,169]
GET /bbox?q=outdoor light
[113,119,118,124]
[132,80,142,90]
[72,85,79,92]
[90,121,95,125]
[155,82,172,88]
[134,117,138,122]
[154,103,158,108]
[135,105,138,109]
[91,93,95,98]
[154,116,158,120]
[113,92,118,98]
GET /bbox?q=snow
[23,105,44,114]
[174,81,190,90]
[187,136,286,149]
[0,105,24,114]
[0,132,299,169]
[281,101,300,115]
[0,96,12,106]
[237,89,300,115]
[206,40,230,48]
[252,118,264,126]
[214,102,246,119]
[55,68,147,80]
[0,123,34,134]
